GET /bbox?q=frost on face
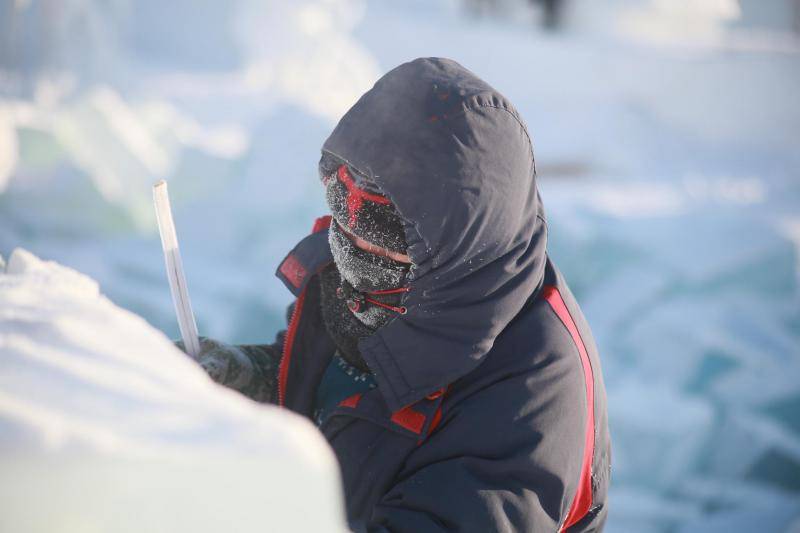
[328,219,408,293]
[320,158,412,331]
[318,264,374,371]
[323,163,408,254]
[318,260,406,371]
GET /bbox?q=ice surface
[0,249,347,533]
[1,0,800,531]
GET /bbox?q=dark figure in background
[539,0,564,29]
[465,0,565,30]
[182,57,611,532]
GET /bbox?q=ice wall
[0,249,347,533]
[0,0,379,344]
[2,1,799,531]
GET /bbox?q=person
[181,57,611,532]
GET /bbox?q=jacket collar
[321,385,447,442]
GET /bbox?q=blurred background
[1,0,799,530]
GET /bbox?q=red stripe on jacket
[542,285,595,531]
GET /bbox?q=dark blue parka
[274,57,611,532]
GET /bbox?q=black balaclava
[317,153,411,372]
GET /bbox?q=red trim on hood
[542,286,595,532]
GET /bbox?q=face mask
[328,219,409,309]
[322,219,409,361]
[318,263,407,372]
[318,239,409,371]
[317,159,411,370]
[321,159,408,258]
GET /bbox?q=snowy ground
[0,248,347,532]
[1,0,799,531]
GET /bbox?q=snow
[0,106,17,192]
[0,249,347,533]
[1,0,799,531]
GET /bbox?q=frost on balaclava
[318,153,411,372]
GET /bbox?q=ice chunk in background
[541,171,800,529]
[2,85,249,233]
[0,249,347,533]
[2,0,800,531]
[0,106,18,193]
[234,0,379,122]
[0,0,379,345]
[172,107,332,343]
[677,477,800,532]
[609,378,714,486]
[608,485,703,533]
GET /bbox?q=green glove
[175,336,280,403]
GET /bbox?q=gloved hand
[175,336,277,402]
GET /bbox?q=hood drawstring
[336,284,409,315]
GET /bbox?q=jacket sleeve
[364,365,592,532]
[234,340,282,403]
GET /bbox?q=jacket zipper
[278,214,333,407]
[278,288,307,407]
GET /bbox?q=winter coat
[273,57,611,532]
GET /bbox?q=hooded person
[182,57,611,532]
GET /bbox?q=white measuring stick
[153,180,201,359]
